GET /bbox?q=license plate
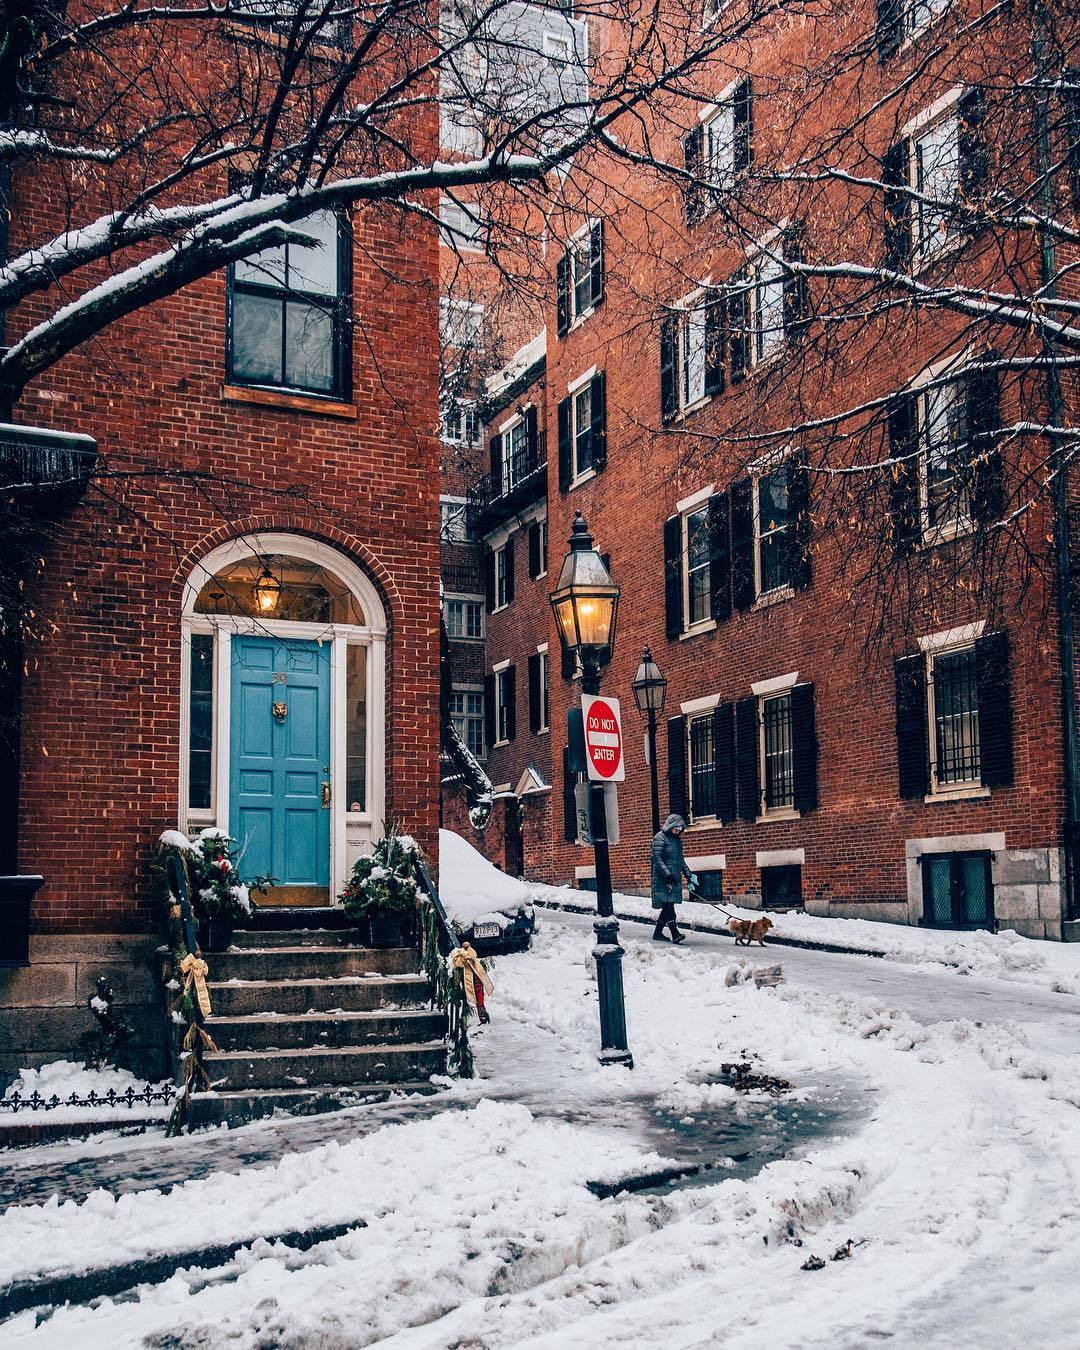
[473,922,500,939]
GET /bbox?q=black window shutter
[875,0,902,62]
[557,395,572,492]
[894,653,929,799]
[683,126,704,226]
[704,289,726,397]
[660,314,679,423]
[882,141,912,270]
[975,631,1014,788]
[524,403,538,461]
[787,449,812,591]
[713,702,736,823]
[887,393,921,555]
[967,357,1003,526]
[734,696,759,820]
[590,370,607,472]
[556,250,571,337]
[484,673,496,748]
[484,549,496,613]
[727,279,750,384]
[791,682,818,812]
[733,77,753,172]
[958,87,988,202]
[505,664,516,741]
[528,651,541,734]
[667,714,688,818]
[528,521,541,579]
[562,745,577,841]
[708,491,731,622]
[782,226,808,339]
[489,434,502,499]
[729,477,756,610]
[663,513,683,639]
[590,220,605,308]
[504,535,515,607]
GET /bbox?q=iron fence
[1,1084,175,1114]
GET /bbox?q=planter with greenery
[339,831,419,947]
[156,828,255,952]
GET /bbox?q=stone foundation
[0,934,167,1089]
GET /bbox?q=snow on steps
[189,918,448,1126]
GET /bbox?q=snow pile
[439,827,531,929]
[1,1061,172,1126]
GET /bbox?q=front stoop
[187,910,448,1127]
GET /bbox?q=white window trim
[536,643,550,734]
[923,631,987,801]
[897,0,951,52]
[676,482,715,514]
[568,220,600,329]
[751,670,799,697]
[536,515,548,580]
[672,286,712,419]
[567,364,597,395]
[492,658,511,673]
[493,664,513,747]
[681,691,722,716]
[915,379,978,546]
[491,542,510,614]
[901,86,965,141]
[680,496,715,637]
[443,592,486,642]
[903,94,966,271]
[450,683,486,761]
[567,372,598,486]
[698,78,740,123]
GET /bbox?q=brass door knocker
[272,701,288,724]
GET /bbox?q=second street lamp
[631,646,667,837]
[550,512,633,1069]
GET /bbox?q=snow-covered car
[439,829,537,955]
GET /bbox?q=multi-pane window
[572,238,594,318]
[496,668,513,743]
[439,196,486,252]
[756,465,792,595]
[188,633,214,810]
[451,690,485,760]
[229,210,348,397]
[440,498,472,543]
[445,597,484,640]
[929,646,981,787]
[913,114,959,262]
[920,380,971,533]
[345,644,367,811]
[753,255,786,364]
[495,544,510,609]
[684,505,712,627]
[440,299,484,351]
[761,693,795,811]
[501,417,528,491]
[441,401,480,446]
[704,101,735,188]
[558,221,603,330]
[680,302,709,410]
[688,715,716,820]
[572,382,594,479]
[904,0,948,37]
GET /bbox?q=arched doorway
[179,534,386,904]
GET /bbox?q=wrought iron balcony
[0,422,98,516]
[465,432,547,536]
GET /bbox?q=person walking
[651,813,696,943]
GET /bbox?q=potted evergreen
[340,830,419,947]
[158,828,254,952]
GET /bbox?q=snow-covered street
[4,878,1080,1348]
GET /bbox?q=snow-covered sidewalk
[4,881,1080,1345]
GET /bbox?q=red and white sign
[582,694,625,782]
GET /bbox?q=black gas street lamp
[631,646,667,837]
[550,512,632,1069]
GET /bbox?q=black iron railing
[1,1085,173,1114]
[465,433,547,535]
[413,855,473,1078]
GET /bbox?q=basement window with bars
[688,714,717,821]
[760,692,795,813]
[929,645,981,789]
[921,851,993,930]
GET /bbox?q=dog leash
[687,888,742,922]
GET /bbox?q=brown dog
[728,916,774,946]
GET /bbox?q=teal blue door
[230,636,331,897]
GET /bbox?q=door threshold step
[208,1040,447,1063]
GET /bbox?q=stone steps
[209,945,416,982]
[206,1008,447,1052]
[187,1081,441,1128]
[204,1041,448,1091]
[228,927,365,949]
[206,974,430,1017]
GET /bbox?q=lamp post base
[592,916,633,1069]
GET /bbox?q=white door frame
[178,534,387,903]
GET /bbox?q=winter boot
[652,925,671,941]
[669,925,687,944]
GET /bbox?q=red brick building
[454,0,1080,940]
[1,105,441,1078]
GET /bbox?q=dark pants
[654,902,679,934]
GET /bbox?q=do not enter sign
[582,694,625,782]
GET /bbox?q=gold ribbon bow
[180,952,212,1018]
[450,941,493,1014]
